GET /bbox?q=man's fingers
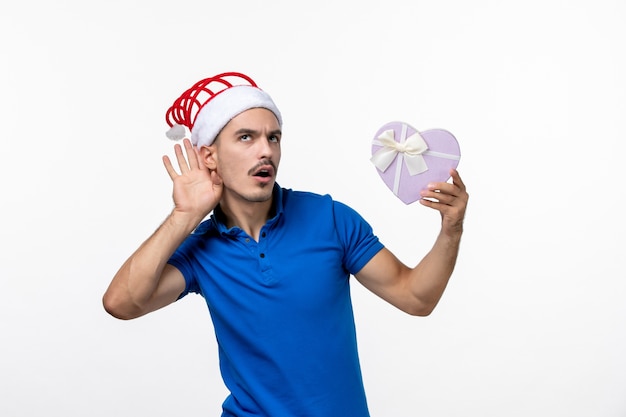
[423,170,466,200]
[423,182,458,199]
[421,190,454,205]
[162,155,178,180]
[163,139,212,183]
[450,169,466,192]
[183,139,202,170]
[420,169,468,208]
[165,139,201,176]
[174,143,190,174]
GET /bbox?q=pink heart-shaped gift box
[371,121,461,204]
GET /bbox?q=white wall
[1,1,625,416]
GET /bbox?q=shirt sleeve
[168,236,201,299]
[332,200,384,275]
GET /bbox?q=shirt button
[245,238,250,243]
[261,232,266,238]
[260,253,265,258]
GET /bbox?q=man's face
[208,107,282,204]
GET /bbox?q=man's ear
[199,145,217,170]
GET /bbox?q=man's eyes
[239,134,280,143]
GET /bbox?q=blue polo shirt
[168,184,384,417]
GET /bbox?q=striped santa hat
[165,72,282,147]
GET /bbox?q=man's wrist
[165,209,205,235]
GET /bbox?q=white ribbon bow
[370,127,429,175]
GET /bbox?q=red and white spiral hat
[165,72,282,147]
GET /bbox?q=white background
[1,0,625,416]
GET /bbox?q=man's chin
[222,179,275,204]
[250,188,274,203]
[241,184,275,203]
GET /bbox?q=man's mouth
[249,160,276,178]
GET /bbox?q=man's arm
[355,169,468,316]
[102,139,222,320]
[102,213,198,320]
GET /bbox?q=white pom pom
[165,124,186,141]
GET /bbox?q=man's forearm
[102,211,202,319]
[409,229,462,315]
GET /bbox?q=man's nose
[257,136,274,157]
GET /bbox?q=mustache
[248,159,276,175]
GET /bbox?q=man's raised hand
[162,138,222,221]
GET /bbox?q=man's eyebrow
[233,128,282,136]
[234,128,258,135]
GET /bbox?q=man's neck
[219,193,274,242]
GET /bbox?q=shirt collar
[211,183,284,236]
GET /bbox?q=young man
[103,72,468,417]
